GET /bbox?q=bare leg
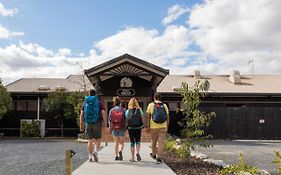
[136,143,141,154]
[94,139,100,152]
[130,146,135,161]
[114,136,120,156]
[119,136,125,152]
[87,139,93,155]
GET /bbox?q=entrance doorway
[103,96,150,116]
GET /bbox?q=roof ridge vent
[194,70,201,79]
[38,85,50,91]
[55,85,66,91]
[229,70,241,84]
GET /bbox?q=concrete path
[72,142,176,175]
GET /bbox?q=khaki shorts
[85,122,102,139]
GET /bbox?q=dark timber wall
[204,103,281,139]
[163,94,281,139]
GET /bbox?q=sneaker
[119,151,123,161]
[156,158,163,164]
[130,159,135,162]
[92,152,99,162]
[89,158,93,162]
[115,156,119,161]
[136,154,141,161]
[150,153,156,160]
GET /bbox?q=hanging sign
[117,77,135,96]
[117,89,135,96]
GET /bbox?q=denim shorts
[112,130,125,137]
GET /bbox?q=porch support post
[37,96,40,120]
[95,78,101,95]
[151,76,157,100]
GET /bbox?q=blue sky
[1,0,281,84]
[1,0,199,53]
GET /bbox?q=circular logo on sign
[120,77,133,87]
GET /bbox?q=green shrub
[20,120,40,137]
[78,132,87,139]
[273,151,281,175]
[220,154,257,175]
[165,140,177,153]
[176,142,191,159]
[165,139,191,159]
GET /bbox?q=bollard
[65,149,76,175]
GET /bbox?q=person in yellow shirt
[146,93,169,164]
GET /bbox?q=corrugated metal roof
[157,75,281,94]
[6,74,281,94]
[6,75,94,93]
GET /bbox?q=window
[14,100,40,111]
[17,100,26,111]
[28,100,38,111]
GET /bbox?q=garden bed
[163,151,221,175]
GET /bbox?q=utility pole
[248,59,254,75]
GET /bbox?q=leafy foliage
[174,80,215,158]
[165,139,177,153]
[176,142,192,159]
[20,120,40,137]
[220,154,257,175]
[44,90,85,136]
[273,151,281,175]
[0,79,11,119]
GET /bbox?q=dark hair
[154,93,162,101]
[113,96,121,106]
[90,89,96,96]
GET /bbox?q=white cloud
[188,0,281,75]
[0,3,17,17]
[2,0,281,84]
[0,24,196,84]
[162,4,189,25]
[0,43,84,85]
[57,48,71,57]
[19,41,54,57]
[0,25,24,39]
[93,25,193,66]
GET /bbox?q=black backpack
[127,108,143,127]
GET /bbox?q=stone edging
[190,150,270,175]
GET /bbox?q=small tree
[175,80,216,158]
[44,90,85,137]
[65,91,86,127]
[0,79,11,120]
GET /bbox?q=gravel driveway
[195,140,281,175]
[0,139,92,175]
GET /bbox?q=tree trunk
[60,118,64,137]
[56,116,64,137]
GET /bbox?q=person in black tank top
[125,98,144,162]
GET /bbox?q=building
[2,53,281,139]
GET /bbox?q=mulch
[163,151,222,175]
